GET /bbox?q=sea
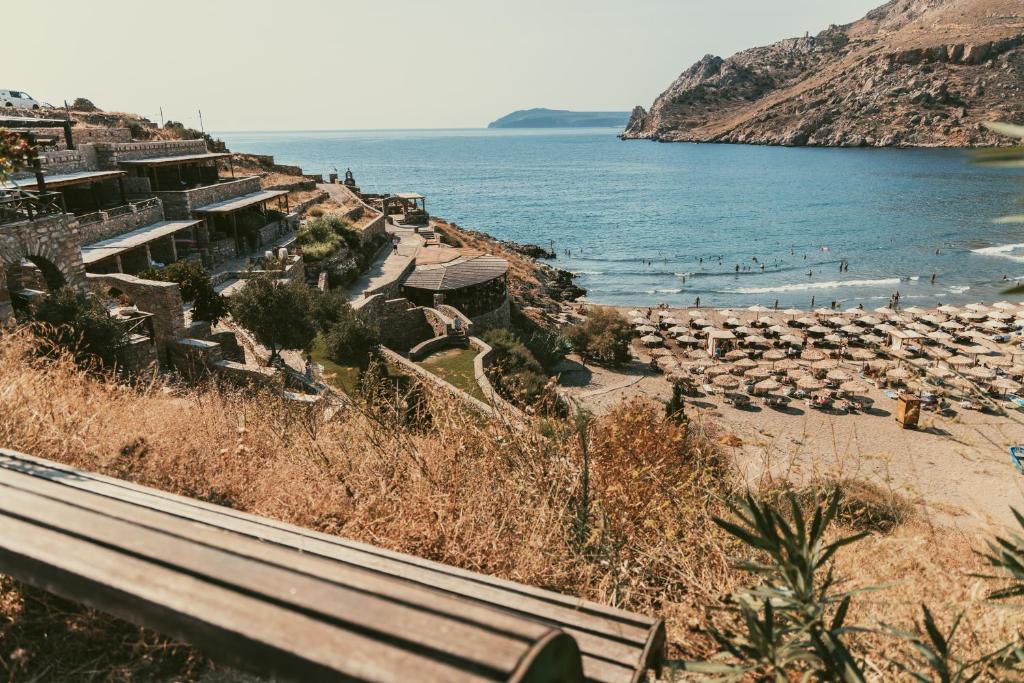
[216,127,1024,309]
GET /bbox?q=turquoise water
[217,127,1024,308]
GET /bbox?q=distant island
[488,108,631,129]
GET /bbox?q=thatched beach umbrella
[812,359,839,371]
[887,367,913,380]
[746,334,771,346]
[656,356,680,372]
[846,348,877,362]
[782,308,803,317]
[635,324,657,333]
[796,316,817,327]
[966,303,990,312]
[992,377,1022,394]
[939,320,964,331]
[640,334,663,347]
[861,333,885,345]
[993,301,1018,311]
[724,349,749,361]
[676,335,700,346]
[814,307,833,316]
[754,378,782,393]
[745,366,772,380]
[732,358,759,373]
[763,349,787,362]
[705,364,731,377]
[807,325,830,337]
[801,349,827,362]
[780,334,805,346]
[937,305,960,315]
[692,318,712,328]
[838,380,869,394]
[650,347,674,357]
[904,306,926,317]
[827,369,852,382]
[775,358,800,371]
[667,325,688,336]
[927,366,954,380]
[965,365,996,381]
[797,376,825,391]
[712,374,741,389]
[946,355,974,367]
[840,324,863,336]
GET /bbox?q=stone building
[401,247,510,332]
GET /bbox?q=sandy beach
[556,301,1024,530]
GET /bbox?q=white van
[1,90,51,110]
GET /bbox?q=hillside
[488,108,630,128]
[622,0,1024,146]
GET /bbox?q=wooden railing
[0,191,66,225]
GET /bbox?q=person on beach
[773,299,779,310]
[811,296,816,307]
[694,297,701,309]
[931,273,936,285]
[392,236,399,253]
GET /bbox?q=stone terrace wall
[156,176,262,219]
[469,296,510,333]
[94,139,209,169]
[352,294,435,352]
[40,149,87,174]
[74,127,132,144]
[469,336,528,422]
[77,199,164,244]
[86,272,184,363]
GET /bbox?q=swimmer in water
[808,270,814,277]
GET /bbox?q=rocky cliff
[622,0,1024,146]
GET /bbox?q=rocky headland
[622,0,1024,147]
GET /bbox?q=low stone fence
[41,149,87,174]
[468,336,528,421]
[353,294,435,351]
[232,254,304,282]
[74,127,132,144]
[267,179,316,192]
[291,190,329,215]
[408,333,468,361]
[213,359,280,388]
[77,198,164,245]
[436,304,474,335]
[378,347,495,416]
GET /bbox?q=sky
[12,0,882,132]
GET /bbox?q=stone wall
[469,336,528,422]
[116,334,159,376]
[168,337,222,381]
[363,256,415,300]
[469,296,510,333]
[0,213,86,319]
[213,359,280,388]
[94,139,209,169]
[352,294,435,352]
[77,198,165,244]
[378,346,495,415]
[156,176,262,219]
[74,127,132,144]
[408,334,468,361]
[436,304,474,334]
[291,190,329,215]
[41,149,87,174]
[85,272,185,363]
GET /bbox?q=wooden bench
[0,449,665,682]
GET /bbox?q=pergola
[0,115,75,149]
[81,219,203,275]
[118,153,233,191]
[193,190,289,256]
[2,170,129,213]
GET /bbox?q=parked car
[1,90,52,110]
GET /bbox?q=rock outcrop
[622,0,1024,147]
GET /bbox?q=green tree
[229,276,315,361]
[30,287,127,368]
[564,308,632,365]
[316,290,379,369]
[139,262,226,323]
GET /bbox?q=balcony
[0,191,66,226]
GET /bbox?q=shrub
[314,290,379,369]
[29,287,126,368]
[564,308,632,365]
[229,276,316,360]
[481,328,553,407]
[307,206,325,218]
[138,262,226,323]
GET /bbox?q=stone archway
[0,213,86,319]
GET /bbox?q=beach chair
[1008,394,1024,411]
[884,390,899,401]
[1010,446,1024,474]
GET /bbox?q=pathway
[344,221,424,301]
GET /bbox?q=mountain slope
[622,0,1024,146]
[488,108,630,128]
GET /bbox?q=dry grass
[0,328,1020,680]
[0,330,733,678]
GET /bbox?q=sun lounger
[1008,394,1024,410]
[884,390,899,400]
[1010,446,1024,474]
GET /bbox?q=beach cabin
[707,328,737,358]
[888,329,924,354]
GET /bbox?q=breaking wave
[726,277,904,295]
[971,243,1024,262]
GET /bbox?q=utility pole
[198,109,205,135]
[159,106,164,127]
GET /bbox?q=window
[10,91,25,98]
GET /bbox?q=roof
[2,169,125,191]
[117,153,231,168]
[192,189,288,214]
[395,192,424,200]
[0,116,70,127]
[403,253,508,291]
[80,219,201,264]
